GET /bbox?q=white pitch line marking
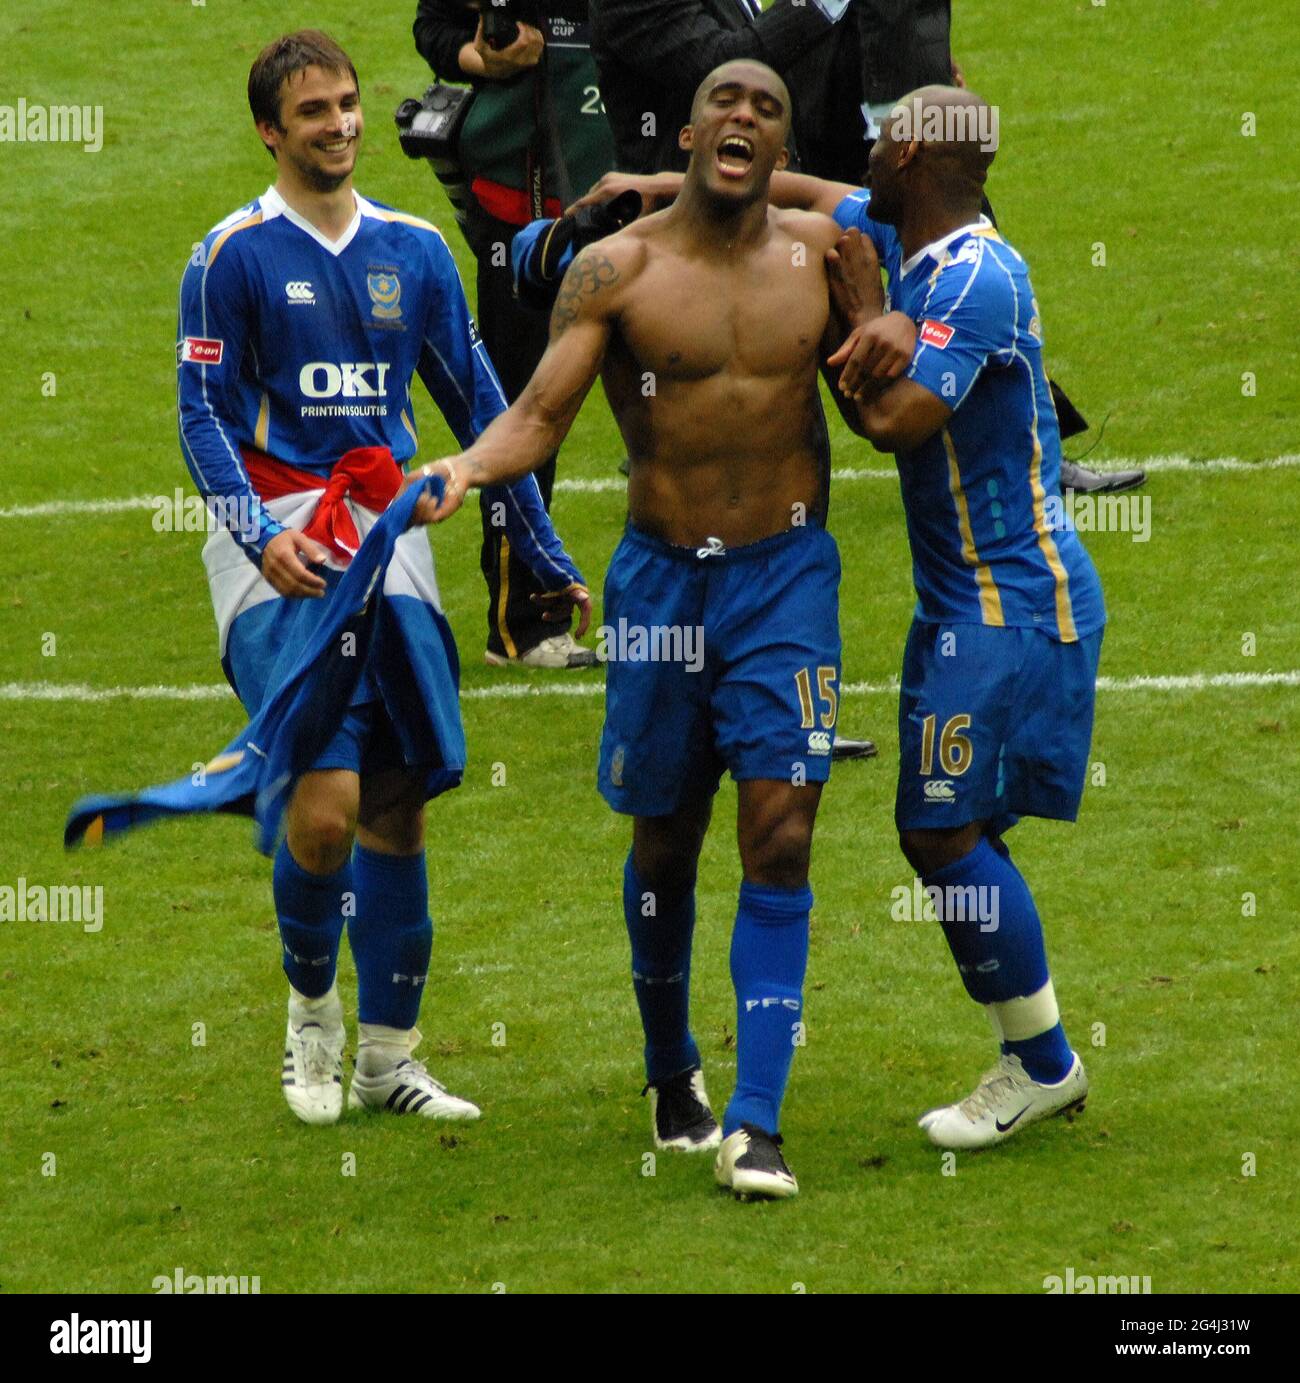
[3,454,1297,518]
[556,453,1300,493]
[0,682,236,703]
[2,670,1297,706]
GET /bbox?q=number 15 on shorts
[795,666,838,729]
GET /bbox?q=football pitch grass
[2,1,1297,1294]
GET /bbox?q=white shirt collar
[900,214,992,278]
[260,184,363,257]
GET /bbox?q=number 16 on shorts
[919,713,973,776]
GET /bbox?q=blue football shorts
[895,618,1104,835]
[598,521,842,817]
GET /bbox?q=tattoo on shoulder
[551,249,620,337]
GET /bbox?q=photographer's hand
[459,16,544,79]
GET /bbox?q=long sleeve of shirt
[415,230,585,592]
[176,229,285,564]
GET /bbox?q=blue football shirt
[833,190,1104,643]
[178,185,580,590]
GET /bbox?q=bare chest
[616,249,829,382]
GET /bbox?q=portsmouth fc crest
[367,270,402,321]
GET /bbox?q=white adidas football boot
[348,1028,480,1121]
[282,1004,346,1127]
[919,1051,1088,1150]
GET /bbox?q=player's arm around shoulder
[767,170,861,219]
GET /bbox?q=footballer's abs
[603,212,830,550]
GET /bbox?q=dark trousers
[472,213,567,657]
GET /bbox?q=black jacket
[588,0,837,173]
[413,1,594,81]
[412,0,477,82]
[784,0,954,184]
[854,0,952,106]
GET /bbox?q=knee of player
[742,816,814,888]
[632,843,700,897]
[898,829,928,875]
[899,826,978,878]
[357,813,425,857]
[291,803,358,866]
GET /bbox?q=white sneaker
[484,633,598,670]
[348,1056,481,1120]
[282,1012,345,1126]
[919,1051,1088,1150]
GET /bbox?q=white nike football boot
[347,1026,481,1121]
[282,992,346,1126]
[919,1051,1088,1150]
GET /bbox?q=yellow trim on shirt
[496,536,517,659]
[207,211,263,268]
[1027,427,1079,642]
[943,428,1005,627]
[254,391,270,451]
[367,208,444,240]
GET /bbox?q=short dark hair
[247,30,358,153]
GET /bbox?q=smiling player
[178,31,589,1127]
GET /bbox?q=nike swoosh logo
[996,1105,1032,1132]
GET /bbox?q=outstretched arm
[418,242,629,524]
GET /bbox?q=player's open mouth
[716,136,755,178]
[318,138,353,154]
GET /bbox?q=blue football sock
[624,854,700,1084]
[1003,1023,1072,1084]
[274,840,349,999]
[347,845,432,1030]
[923,838,1072,1083]
[723,880,811,1138]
